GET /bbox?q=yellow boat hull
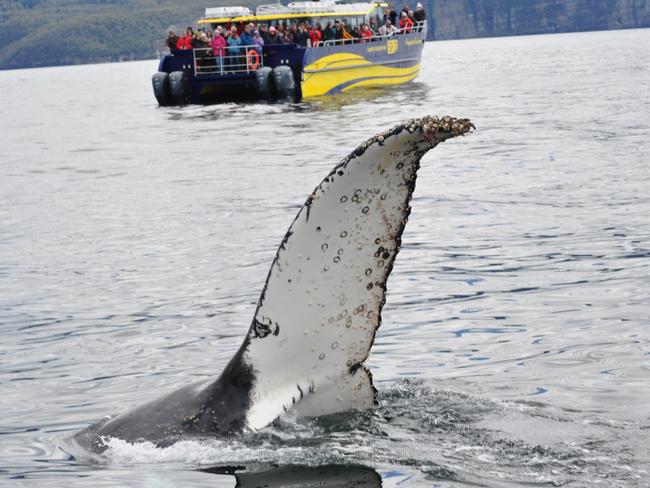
[300,32,425,98]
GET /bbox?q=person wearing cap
[400,11,413,33]
[266,25,281,44]
[258,23,269,43]
[414,2,426,22]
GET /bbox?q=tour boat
[152,0,426,104]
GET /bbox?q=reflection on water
[1,28,649,488]
[203,464,382,488]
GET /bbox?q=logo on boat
[387,40,399,54]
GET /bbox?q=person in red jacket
[399,12,413,33]
[360,24,373,41]
[309,23,322,46]
[176,27,194,50]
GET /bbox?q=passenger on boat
[240,23,254,46]
[283,24,295,44]
[400,12,413,32]
[210,26,227,57]
[331,20,340,39]
[294,23,309,47]
[360,24,373,41]
[193,31,209,49]
[414,2,426,22]
[253,30,264,52]
[288,23,298,44]
[192,32,210,66]
[226,26,242,68]
[309,24,322,46]
[176,27,194,50]
[369,21,379,34]
[165,31,179,51]
[276,24,287,43]
[341,24,355,42]
[323,20,336,41]
[388,7,398,26]
[378,19,398,36]
[266,26,281,45]
[259,23,269,44]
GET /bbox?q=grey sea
[1,28,649,487]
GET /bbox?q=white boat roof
[201,1,384,23]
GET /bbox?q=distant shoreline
[1,26,647,72]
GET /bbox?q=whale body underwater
[75,115,474,453]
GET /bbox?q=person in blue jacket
[226,26,242,70]
[240,23,255,47]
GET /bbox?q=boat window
[350,16,362,28]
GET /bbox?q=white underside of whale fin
[239,117,473,432]
[291,367,375,418]
[245,368,375,429]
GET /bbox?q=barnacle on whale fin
[414,115,474,137]
[368,115,474,150]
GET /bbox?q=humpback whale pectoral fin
[74,116,474,446]
[238,116,473,432]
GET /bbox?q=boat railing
[316,21,426,47]
[192,46,264,76]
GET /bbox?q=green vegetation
[0,0,260,69]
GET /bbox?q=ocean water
[1,28,649,487]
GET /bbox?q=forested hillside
[0,0,228,69]
[1,0,648,70]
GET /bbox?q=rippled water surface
[1,28,649,487]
